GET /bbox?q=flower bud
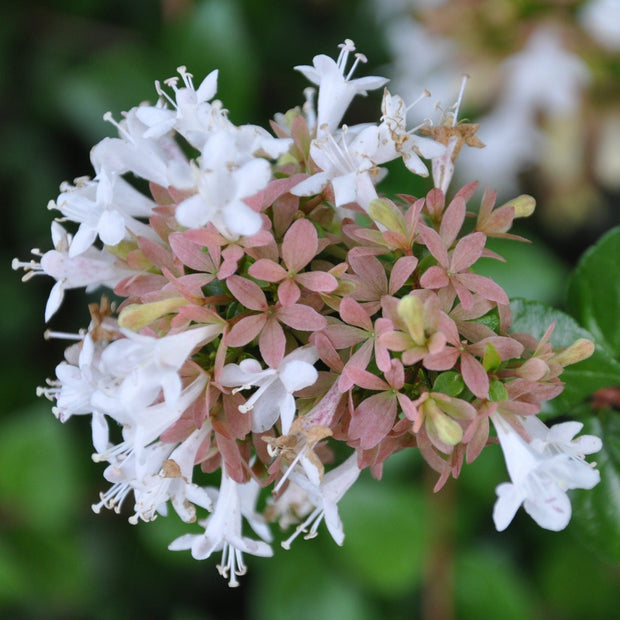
[500,194,536,218]
[552,338,595,367]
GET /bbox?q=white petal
[290,172,329,197]
[45,281,65,322]
[332,171,358,206]
[492,482,524,531]
[222,201,262,237]
[98,209,127,247]
[176,194,210,228]
[279,360,318,393]
[523,484,571,531]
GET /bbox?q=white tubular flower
[175,128,271,237]
[92,374,208,463]
[291,123,396,211]
[130,426,214,524]
[137,66,223,148]
[219,346,319,434]
[53,170,157,256]
[502,27,590,117]
[380,90,446,176]
[12,222,135,322]
[295,39,388,134]
[92,108,195,190]
[44,333,110,423]
[490,413,602,532]
[281,453,360,548]
[168,467,273,587]
[97,325,217,413]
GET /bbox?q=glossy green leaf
[570,413,620,564]
[510,299,620,414]
[567,226,620,359]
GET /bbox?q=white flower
[175,129,271,237]
[96,325,217,413]
[381,90,446,176]
[92,108,195,190]
[579,0,620,52]
[53,170,157,256]
[137,66,223,148]
[129,426,214,524]
[45,333,111,422]
[12,222,135,322]
[219,346,319,434]
[295,39,388,134]
[491,414,601,532]
[291,123,394,211]
[502,28,590,117]
[168,467,273,587]
[92,375,208,462]
[281,454,360,548]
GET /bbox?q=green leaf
[570,413,620,564]
[510,299,620,414]
[567,226,620,359]
[433,371,465,397]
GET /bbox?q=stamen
[217,543,246,587]
[176,65,194,90]
[303,87,317,128]
[345,52,367,80]
[273,443,308,495]
[155,78,177,109]
[281,506,322,549]
[406,89,431,113]
[452,74,470,127]
[103,112,134,144]
[336,39,356,72]
[44,329,84,341]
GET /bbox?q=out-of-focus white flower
[220,346,319,434]
[501,28,590,117]
[491,413,601,532]
[579,0,620,51]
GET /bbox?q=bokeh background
[1,1,619,618]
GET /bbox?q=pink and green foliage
[14,39,602,587]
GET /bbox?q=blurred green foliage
[2,1,619,619]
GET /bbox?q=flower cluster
[14,39,601,586]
